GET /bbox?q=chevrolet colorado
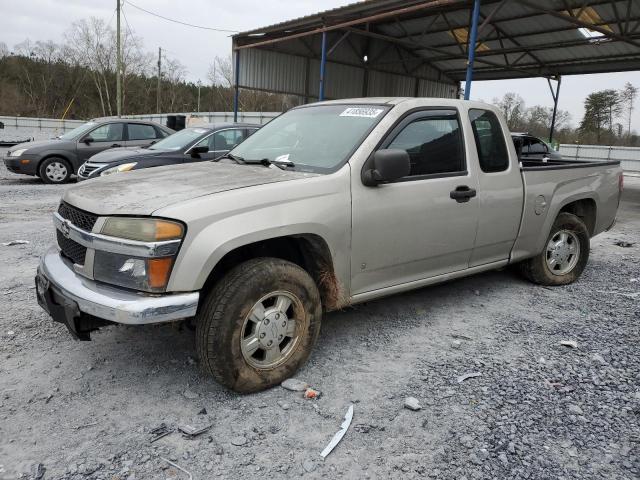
[36,98,622,392]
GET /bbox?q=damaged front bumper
[36,247,199,340]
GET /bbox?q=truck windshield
[229,105,390,173]
[148,127,211,151]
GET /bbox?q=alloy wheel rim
[240,291,304,369]
[545,229,580,275]
[45,162,68,182]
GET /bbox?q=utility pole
[156,47,162,114]
[116,0,122,117]
[197,80,201,113]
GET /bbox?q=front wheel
[196,257,322,393]
[39,157,72,184]
[519,212,590,286]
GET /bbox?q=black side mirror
[82,136,94,145]
[190,145,209,157]
[362,149,410,186]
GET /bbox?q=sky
[2,0,640,129]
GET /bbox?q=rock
[460,435,474,448]
[302,459,316,473]
[507,442,516,454]
[474,290,480,296]
[592,353,607,364]
[281,378,308,391]
[457,372,482,383]
[183,389,199,399]
[560,340,578,349]
[404,397,422,411]
[277,401,290,410]
[568,404,584,415]
[198,407,208,415]
[451,340,462,349]
[498,452,508,466]
[477,449,489,461]
[230,436,247,446]
[469,453,483,465]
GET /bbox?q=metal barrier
[0,112,280,143]
[559,144,640,173]
[124,111,279,125]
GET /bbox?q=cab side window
[128,123,157,141]
[469,109,509,172]
[386,114,465,177]
[527,138,548,154]
[88,123,124,142]
[213,129,245,151]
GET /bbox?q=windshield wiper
[214,153,245,164]
[242,158,295,170]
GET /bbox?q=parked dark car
[3,119,172,184]
[77,123,260,180]
[511,132,562,161]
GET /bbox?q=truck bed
[510,159,622,264]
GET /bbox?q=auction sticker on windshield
[339,107,385,118]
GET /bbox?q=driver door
[350,109,479,295]
[76,122,125,162]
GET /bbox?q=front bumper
[3,155,39,175]
[36,247,199,338]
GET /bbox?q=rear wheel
[520,212,589,286]
[39,157,72,184]
[196,257,322,393]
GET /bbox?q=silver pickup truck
[36,98,623,393]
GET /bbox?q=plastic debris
[150,423,174,443]
[404,397,422,411]
[457,372,482,383]
[320,404,354,459]
[614,241,634,247]
[304,388,321,399]
[2,240,29,246]
[281,378,309,391]
[160,457,192,480]
[560,340,578,349]
[178,423,212,438]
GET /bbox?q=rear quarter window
[469,109,509,173]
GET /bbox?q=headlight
[93,217,185,292]
[100,162,137,176]
[101,217,184,242]
[10,148,28,157]
[93,252,175,292]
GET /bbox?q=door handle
[111,143,121,147]
[450,185,477,203]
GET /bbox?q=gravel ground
[0,155,638,480]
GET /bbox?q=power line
[123,0,239,33]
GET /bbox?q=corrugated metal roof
[233,0,640,96]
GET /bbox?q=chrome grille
[56,202,99,265]
[58,202,98,231]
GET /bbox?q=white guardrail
[559,144,640,173]
[0,112,280,143]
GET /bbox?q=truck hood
[63,161,319,216]
[88,147,162,164]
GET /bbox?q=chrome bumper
[38,247,199,325]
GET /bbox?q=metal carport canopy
[231,0,640,126]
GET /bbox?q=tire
[39,157,72,184]
[196,257,322,393]
[520,212,590,286]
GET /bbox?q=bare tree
[620,82,638,137]
[493,93,525,130]
[0,42,8,58]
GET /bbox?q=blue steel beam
[319,31,327,101]
[464,0,481,100]
[233,50,240,122]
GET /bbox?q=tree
[619,82,638,136]
[580,90,621,143]
[493,93,525,130]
